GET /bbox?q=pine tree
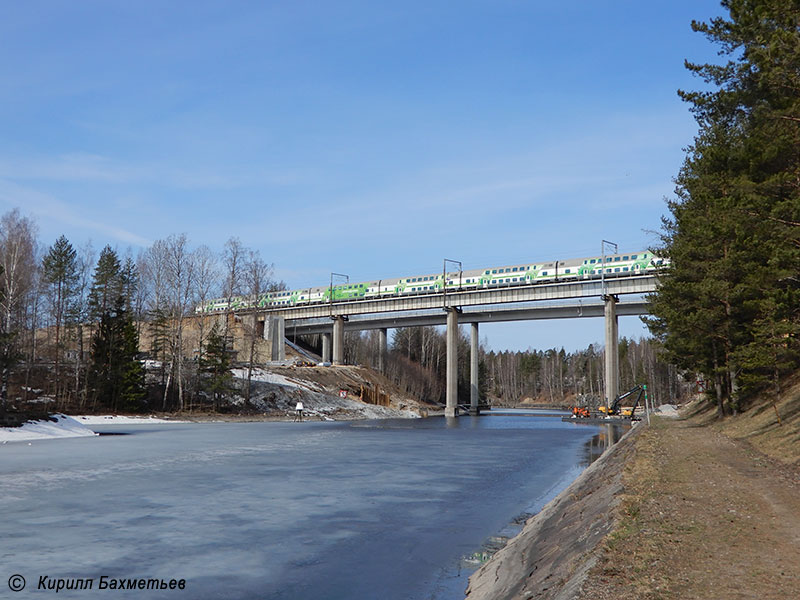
[648,0,800,416]
[42,235,79,406]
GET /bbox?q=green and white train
[196,251,664,313]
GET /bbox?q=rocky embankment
[465,422,643,600]
[230,364,430,420]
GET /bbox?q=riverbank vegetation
[0,224,286,414]
[332,327,691,408]
[646,0,800,418]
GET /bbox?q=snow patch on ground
[0,414,97,443]
[230,367,322,391]
[72,415,190,425]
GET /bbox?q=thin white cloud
[0,153,304,190]
[0,179,153,247]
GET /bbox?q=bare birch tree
[242,249,273,403]
[0,209,38,405]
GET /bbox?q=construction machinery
[571,406,591,418]
[598,385,645,418]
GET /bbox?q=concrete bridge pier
[332,316,345,365]
[445,308,459,418]
[377,328,387,374]
[604,295,619,409]
[322,332,331,364]
[470,322,480,415]
[266,315,285,361]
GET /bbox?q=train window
[631,254,637,259]
[623,267,628,271]
[590,259,596,264]
[512,267,517,272]
[614,257,621,262]
[623,256,629,260]
[542,271,548,275]
[565,269,571,273]
[615,268,620,272]
[492,269,497,274]
[512,278,518,282]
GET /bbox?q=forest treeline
[0,220,284,413]
[330,327,689,407]
[1,208,685,415]
[646,0,800,417]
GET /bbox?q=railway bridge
[246,273,658,417]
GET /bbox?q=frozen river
[2,412,616,599]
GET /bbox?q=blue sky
[0,1,724,351]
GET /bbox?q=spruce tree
[88,245,122,322]
[199,322,232,411]
[88,297,145,412]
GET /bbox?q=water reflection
[582,422,630,466]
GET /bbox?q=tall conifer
[648,0,800,415]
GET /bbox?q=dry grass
[713,373,800,465]
[577,414,800,600]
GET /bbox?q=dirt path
[576,418,800,599]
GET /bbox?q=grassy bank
[576,413,800,599]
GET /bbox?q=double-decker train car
[195,250,665,313]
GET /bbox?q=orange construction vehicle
[572,406,591,418]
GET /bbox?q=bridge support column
[266,316,285,362]
[604,295,619,409]
[332,316,345,365]
[322,332,331,364]
[378,328,387,374]
[470,322,480,415]
[445,308,459,418]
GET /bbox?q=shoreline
[466,400,800,600]
[465,421,643,599]
[0,406,427,444]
